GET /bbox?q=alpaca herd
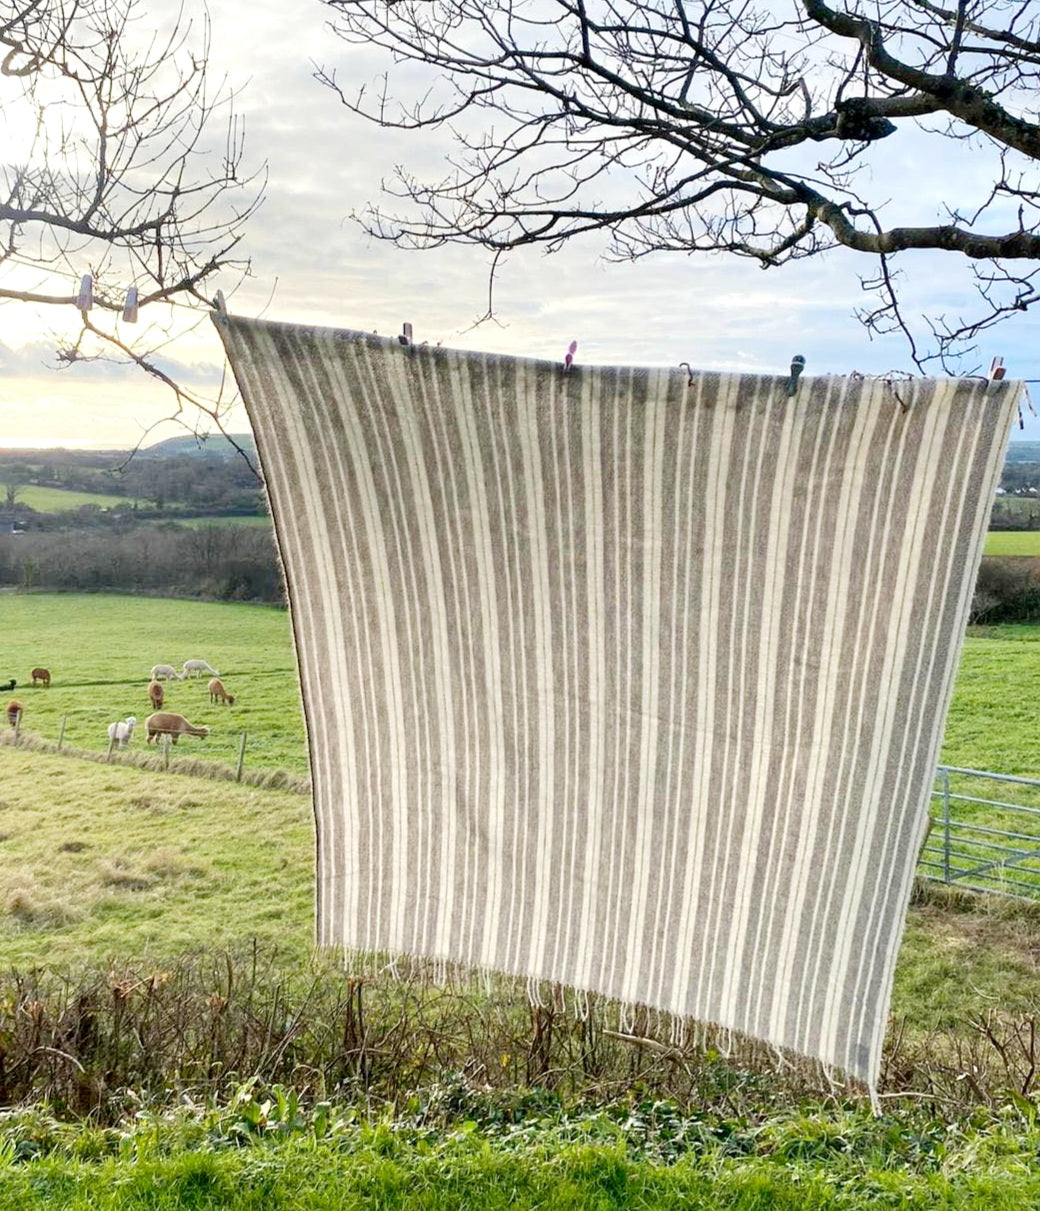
[3,658,236,749]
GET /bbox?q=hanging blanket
[214,312,1019,1087]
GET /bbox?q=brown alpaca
[148,680,165,710]
[5,700,22,728]
[145,712,209,744]
[207,677,236,705]
[30,667,50,687]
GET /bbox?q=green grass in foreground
[1,1101,1040,1211]
[983,530,1040,555]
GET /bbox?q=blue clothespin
[122,287,139,323]
[398,322,413,346]
[786,354,806,396]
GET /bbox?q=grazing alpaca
[207,677,236,705]
[150,664,182,682]
[30,667,50,687]
[148,680,165,710]
[145,712,209,744]
[5,700,22,728]
[183,659,218,679]
[107,717,136,748]
[0,679,14,692]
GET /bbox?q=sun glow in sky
[4,1,1040,449]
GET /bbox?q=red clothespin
[990,356,1006,380]
[563,340,577,373]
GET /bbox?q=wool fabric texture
[215,313,1019,1085]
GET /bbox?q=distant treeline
[0,525,284,604]
[1,446,262,519]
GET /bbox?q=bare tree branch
[0,0,265,430]
[318,0,1040,365]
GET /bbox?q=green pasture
[0,593,305,776]
[1,593,1040,1189]
[13,484,130,513]
[0,745,313,969]
[141,513,272,528]
[0,594,1037,1005]
[943,624,1040,775]
[984,530,1040,555]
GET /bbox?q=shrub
[971,558,1040,624]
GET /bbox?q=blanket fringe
[335,948,868,1101]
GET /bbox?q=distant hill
[140,433,257,460]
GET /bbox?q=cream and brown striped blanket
[215,313,1019,1086]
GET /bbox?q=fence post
[162,734,171,770]
[57,714,67,749]
[106,737,116,762]
[12,709,20,743]
[236,732,247,782]
[941,767,952,884]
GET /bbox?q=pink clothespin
[563,340,577,373]
[990,356,1006,380]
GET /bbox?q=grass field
[0,594,1037,991]
[984,530,1040,555]
[15,484,130,513]
[4,592,1039,782]
[140,513,272,528]
[1,594,1040,1195]
[0,593,305,775]
[0,745,313,969]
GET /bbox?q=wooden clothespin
[76,274,93,312]
[990,356,1006,380]
[786,354,806,397]
[398,322,413,346]
[212,291,227,316]
[563,340,578,373]
[122,287,139,324]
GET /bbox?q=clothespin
[122,287,139,324]
[398,322,413,346]
[990,356,1006,380]
[679,361,694,386]
[212,290,227,316]
[76,274,93,312]
[785,354,805,397]
[563,340,577,373]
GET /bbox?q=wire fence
[921,765,1040,900]
[3,701,309,793]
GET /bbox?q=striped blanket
[215,313,1019,1087]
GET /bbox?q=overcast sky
[3,0,1040,449]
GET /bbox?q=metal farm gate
[921,766,1040,900]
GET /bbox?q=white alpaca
[150,664,183,682]
[182,659,218,678]
[107,716,136,748]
